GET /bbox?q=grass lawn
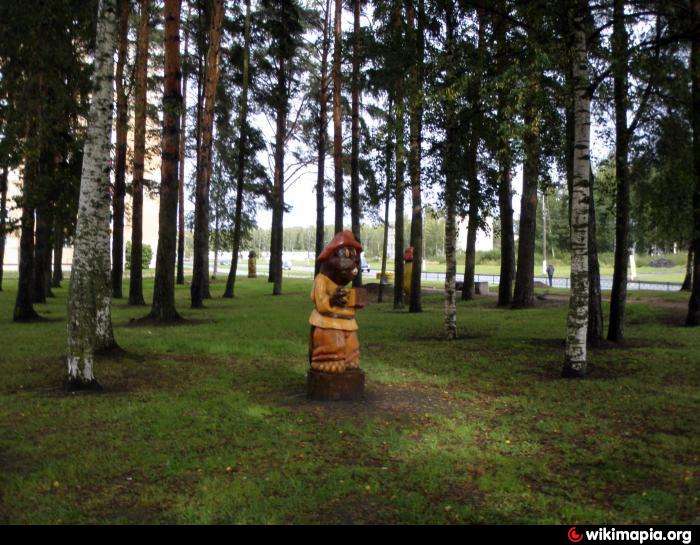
[0,275,698,524]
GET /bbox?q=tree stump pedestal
[307,368,365,401]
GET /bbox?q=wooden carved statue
[403,246,414,300]
[248,250,257,278]
[309,230,367,373]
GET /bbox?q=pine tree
[149,0,183,321]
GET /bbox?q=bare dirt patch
[280,382,463,420]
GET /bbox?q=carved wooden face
[320,245,359,286]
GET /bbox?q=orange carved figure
[247,250,257,278]
[309,231,367,374]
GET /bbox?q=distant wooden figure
[403,246,414,300]
[308,231,367,400]
[248,250,257,278]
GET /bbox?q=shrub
[125,241,153,270]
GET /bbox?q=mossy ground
[0,275,698,524]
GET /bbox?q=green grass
[0,275,698,524]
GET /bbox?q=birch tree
[66,0,118,389]
[563,1,591,378]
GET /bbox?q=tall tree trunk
[392,0,405,310]
[66,0,118,389]
[393,99,405,310]
[52,215,64,288]
[33,206,51,303]
[443,5,457,339]
[315,0,331,276]
[223,0,251,299]
[268,208,278,283]
[332,0,344,233]
[563,3,590,377]
[211,188,220,280]
[681,245,693,291]
[112,0,129,299]
[378,99,393,304]
[588,165,604,344]
[272,54,287,296]
[495,2,514,307]
[128,0,151,306]
[191,0,224,308]
[462,7,486,302]
[512,97,540,309]
[149,0,183,321]
[350,0,362,287]
[608,0,630,340]
[0,165,7,292]
[407,0,424,312]
[687,0,700,326]
[177,5,190,286]
[14,191,38,321]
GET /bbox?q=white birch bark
[563,5,591,377]
[66,0,118,388]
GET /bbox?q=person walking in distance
[546,263,555,287]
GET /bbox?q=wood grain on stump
[307,368,365,401]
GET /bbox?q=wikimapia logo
[567,527,693,544]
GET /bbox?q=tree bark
[608,0,631,340]
[223,0,251,299]
[443,4,457,339]
[332,0,344,233]
[392,0,405,310]
[407,0,424,312]
[191,0,224,308]
[128,0,151,306]
[52,215,64,288]
[378,99,393,304]
[588,165,604,344]
[462,6,486,302]
[681,245,693,291]
[350,0,362,287]
[272,52,287,296]
[177,5,190,286]
[563,2,590,377]
[315,0,331,276]
[495,2,515,307]
[66,0,118,389]
[0,165,7,292]
[149,0,183,321]
[33,205,53,302]
[393,100,405,310]
[687,0,700,326]
[512,97,540,309]
[111,0,130,299]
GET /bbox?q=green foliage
[125,241,153,270]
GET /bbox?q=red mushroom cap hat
[403,246,414,261]
[317,230,363,262]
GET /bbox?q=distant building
[3,108,162,272]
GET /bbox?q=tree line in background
[0,0,699,387]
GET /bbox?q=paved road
[255,264,684,292]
